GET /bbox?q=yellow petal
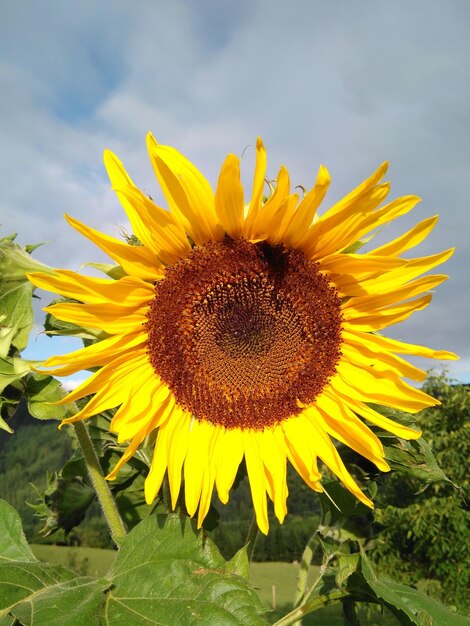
[184,420,218,517]
[268,193,299,244]
[342,248,454,297]
[107,431,147,480]
[323,161,389,219]
[197,427,222,528]
[335,361,439,413]
[312,192,419,260]
[321,253,406,277]
[310,396,389,471]
[341,337,427,382]
[370,215,439,256]
[350,195,421,246]
[307,418,374,508]
[115,383,171,441]
[59,383,125,426]
[145,423,170,504]
[105,150,169,259]
[250,166,290,240]
[343,294,432,331]
[37,332,144,377]
[108,395,173,480]
[147,132,223,244]
[112,185,192,265]
[303,185,390,258]
[282,415,322,486]
[282,164,331,248]
[243,430,269,535]
[242,138,267,237]
[303,164,390,257]
[343,274,447,313]
[167,411,192,509]
[347,330,458,361]
[29,270,154,305]
[65,214,162,281]
[346,398,422,440]
[215,154,245,238]
[110,380,156,434]
[144,402,186,504]
[44,301,149,335]
[215,428,244,504]
[56,350,149,404]
[259,428,288,523]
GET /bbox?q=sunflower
[29,135,457,533]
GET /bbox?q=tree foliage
[372,373,470,611]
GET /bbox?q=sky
[1,0,469,386]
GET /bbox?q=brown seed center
[146,237,343,430]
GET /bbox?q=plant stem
[273,589,351,626]
[293,530,317,608]
[245,513,259,561]
[73,421,127,541]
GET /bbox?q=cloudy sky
[1,0,469,385]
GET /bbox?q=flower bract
[29,135,457,533]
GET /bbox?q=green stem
[273,589,351,626]
[342,600,360,625]
[73,421,127,541]
[293,530,317,608]
[245,513,259,562]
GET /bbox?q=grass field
[31,545,398,625]
[31,544,116,578]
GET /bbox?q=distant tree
[0,404,73,539]
[372,373,470,611]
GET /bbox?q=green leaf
[0,563,110,626]
[0,502,268,624]
[318,481,370,527]
[44,299,106,341]
[24,242,45,254]
[384,437,451,486]
[0,500,110,624]
[0,236,53,283]
[0,281,34,352]
[336,553,360,588]
[0,379,23,429]
[0,325,16,361]
[25,373,75,421]
[226,546,250,580]
[84,262,127,280]
[341,235,374,254]
[29,471,96,536]
[0,500,35,562]
[350,554,470,626]
[0,562,73,615]
[9,575,111,626]
[1,234,17,243]
[0,356,31,395]
[105,514,268,625]
[0,416,13,434]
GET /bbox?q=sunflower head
[28,133,457,533]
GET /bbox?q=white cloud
[61,378,88,392]
[1,0,468,378]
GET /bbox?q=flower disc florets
[146,237,343,430]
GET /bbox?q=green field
[31,545,398,625]
[31,544,116,578]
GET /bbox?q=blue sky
[1,0,469,384]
